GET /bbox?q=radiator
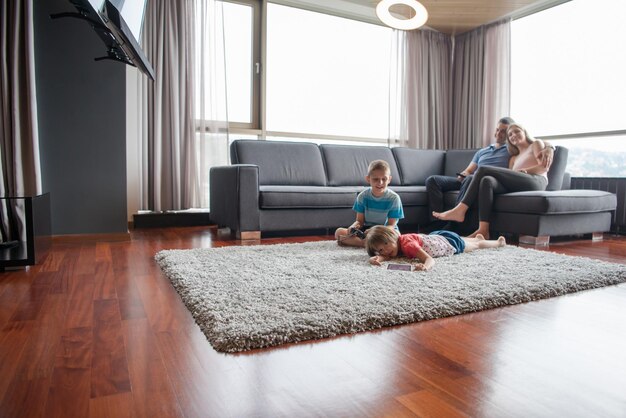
[570,177,626,234]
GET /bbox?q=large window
[511,0,626,176]
[214,1,393,144]
[266,4,392,140]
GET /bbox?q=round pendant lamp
[376,0,428,31]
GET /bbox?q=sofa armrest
[209,164,260,233]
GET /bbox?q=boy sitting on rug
[335,159,404,248]
[365,225,506,271]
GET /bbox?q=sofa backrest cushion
[230,140,327,186]
[546,146,568,191]
[444,149,477,176]
[320,144,401,186]
[392,148,446,186]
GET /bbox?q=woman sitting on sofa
[432,123,549,239]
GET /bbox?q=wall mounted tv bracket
[50,3,135,68]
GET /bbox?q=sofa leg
[519,235,550,246]
[237,230,261,240]
[591,232,604,241]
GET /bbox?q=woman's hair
[365,225,399,256]
[506,123,534,156]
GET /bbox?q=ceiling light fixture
[376,0,428,31]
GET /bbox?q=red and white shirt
[398,233,455,259]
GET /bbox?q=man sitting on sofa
[425,117,555,233]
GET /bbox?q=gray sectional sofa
[209,139,617,244]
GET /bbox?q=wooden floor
[1,227,625,418]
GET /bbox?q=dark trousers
[461,166,548,222]
[425,174,473,217]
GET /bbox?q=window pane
[223,2,253,124]
[511,0,626,136]
[266,4,392,139]
[552,136,626,177]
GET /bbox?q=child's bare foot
[475,233,485,241]
[432,207,465,223]
[497,236,506,247]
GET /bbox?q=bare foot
[497,236,506,247]
[432,208,466,223]
[475,233,485,240]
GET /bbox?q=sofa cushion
[444,149,478,177]
[392,148,445,186]
[230,140,327,186]
[389,186,429,206]
[259,186,363,208]
[493,190,617,215]
[320,144,401,187]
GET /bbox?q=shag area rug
[155,241,626,353]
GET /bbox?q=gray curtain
[451,19,511,149]
[392,29,452,149]
[0,0,42,242]
[138,0,228,211]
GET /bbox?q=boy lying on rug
[365,225,506,271]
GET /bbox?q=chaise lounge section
[210,139,617,244]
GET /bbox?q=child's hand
[369,256,383,266]
[413,263,430,271]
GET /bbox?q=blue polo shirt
[353,188,404,227]
[471,144,510,168]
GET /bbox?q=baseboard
[52,232,131,243]
[133,211,212,228]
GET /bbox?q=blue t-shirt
[353,188,404,227]
[471,144,510,168]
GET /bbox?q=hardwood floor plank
[0,272,34,329]
[115,271,147,321]
[155,329,231,418]
[0,321,34,402]
[39,245,69,273]
[16,293,67,381]
[76,244,97,276]
[398,389,470,418]
[64,274,95,329]
[95,242,113,263]
[93,260,118,301]
[89,392,134,418]
[44,367,91,418]
[9,271,55,322]
[0,376,50,418]
[56,327,93,369]
[41,327,93,418]
[122,318,183,418]
[90,299,131,398]
[133,272,196,333]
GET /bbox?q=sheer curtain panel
[139,0,228,211]
[391,29,452,149]
[481,20,511,147]
[451,20,511,149]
